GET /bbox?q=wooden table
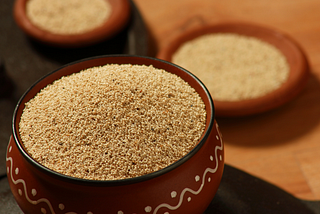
[133,0,320,201]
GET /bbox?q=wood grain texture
[133,0,320,200]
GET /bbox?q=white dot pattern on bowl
[31,188,37,196]
[59,203,65,210]
[41,207,46,214]
[6,123,223,214]
[145,206,152,212]
[171,191,177,198]
[145,123,223,214]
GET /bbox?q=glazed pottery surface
[13,0,131,47]
[157,22,310,117]
[6,55,224,214]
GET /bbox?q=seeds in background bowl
[172,33,290,101]
[19,64,207,180]
[26,0,112,35]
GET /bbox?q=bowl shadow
[216,72,320,147]
[27,25,128,65]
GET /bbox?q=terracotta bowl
[157,22,310,117]
[6,55,224,214]
[13,0,131,47]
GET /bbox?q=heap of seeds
[19,64,206,180]
[26,0,112,34]
[172,33,290,101]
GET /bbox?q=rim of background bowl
[13,0,131,48]
[157,22,310,117]
[12,55,215,186]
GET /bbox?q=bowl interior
[157,22,309,117]
[13,0,131,47]
[12,55,215,184]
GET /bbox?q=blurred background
[133,0,320,201]
[1,0,320,212]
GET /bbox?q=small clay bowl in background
[6,55,224,214]
[13,0,131,48]
[157,22,310,117]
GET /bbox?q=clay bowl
[13,0,131,48]
[6,55,224,214]
[157,22,310,117]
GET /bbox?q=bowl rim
[157,21,310,117]
[13,0,131,47]
[12,54,215,186]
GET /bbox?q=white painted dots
[59,203,65,210]
[15,167,19,175]
[171,191,177,198]
[145,206,152,213]
[41,208,46,214]
[6,146,12,174]
[31,189,37,196]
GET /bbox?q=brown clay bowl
[13,0,131,48]
[157,22,310,117]
[6,55,224,214]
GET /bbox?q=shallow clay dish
[13,0,131,47]
[6,55,224,214]
[157,22,310,117]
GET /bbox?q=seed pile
[172,33,290,101]
[19,64,206,180]
[26,0,112,34]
